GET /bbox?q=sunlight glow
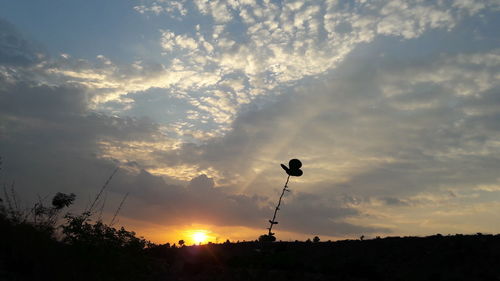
[191,230,208,244]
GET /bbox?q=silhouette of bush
[62,214,147,250]
[0,188,162,281]
[0,186,75,235]
[1,211,163,281]
[259,234,276,242]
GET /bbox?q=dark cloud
[278,192,390,235]
[0,81,155,199]
[381,197,410,206]
[110,171,379,236]
[0,18,45,66]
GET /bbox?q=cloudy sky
[1,0,499,244]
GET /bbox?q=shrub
[62,213,147,251]
[259,234,277,242]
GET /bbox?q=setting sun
[192,231,207,244]
[191,230,209,244]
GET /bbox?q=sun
[191,231,208,244]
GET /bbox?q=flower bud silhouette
[280,158,303,177]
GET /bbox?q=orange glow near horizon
[115,217,348,245]
[184,229,214,245]
[192,231,208,244]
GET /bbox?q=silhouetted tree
[313,236,320,243]
[178,239,185,247]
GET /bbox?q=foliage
[51,192,76,209]
[0,180,75,234]
[0,161,162,281]
[0,191,164,281]
[62,213,148,250]
[259,234,277,242]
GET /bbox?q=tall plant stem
[86,166,119,216]
[267,175,290,236]
[110,192,129,226]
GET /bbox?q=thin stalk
[97,192,107,222]
[3,183,14,218]
[110,192,129,226]
[10,181,18,213]
[86,166,119,216]
[267,175,290,236]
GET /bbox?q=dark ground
[153,234,500,281]
[2,212,500,281]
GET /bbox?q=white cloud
[32,0,492,137]
[160,30,198,51]
[134,0,187,18]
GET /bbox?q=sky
[0,0,499,244]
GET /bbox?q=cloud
[3,0,489,145]
[0,76,161,196]
[134,0,188,18]
[0,20,378,237]
[160,30,199,52]
[110,171,384,236]
[0,80,379,237]
[278,192,389,235]
[380,197,410,206]
[39,43,500,237]
[0,19,46,66]
[137,44,500,237]
[36,0,496,137]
